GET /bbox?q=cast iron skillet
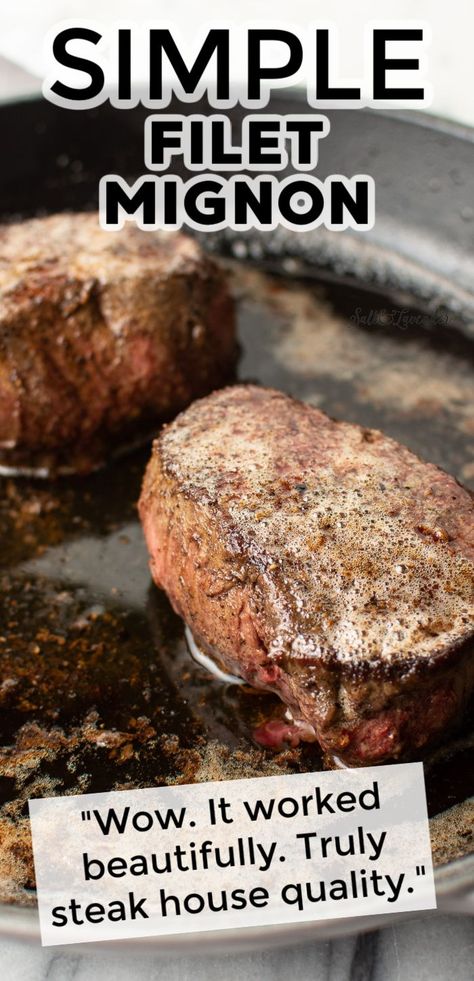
[2,94,474,323]
[0,94,473,946]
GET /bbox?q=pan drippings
[0,263,472,905]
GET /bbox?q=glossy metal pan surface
[0,95,472,943]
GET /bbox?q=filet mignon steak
[139,385,474,766]
[0,214,236,474]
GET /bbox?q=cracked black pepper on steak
[139,384,474,766]
[0,213,236,475]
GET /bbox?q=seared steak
[0,214,236,474]
[139,385,474,766]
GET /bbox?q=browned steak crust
[0,214,236,473]
[139,385,474,766]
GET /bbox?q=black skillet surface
[1,94,474,324]
[0,96,473,908]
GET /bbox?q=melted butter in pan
[0,263,473,905]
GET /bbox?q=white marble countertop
[2,912,474,980]
[1,0,474,127]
